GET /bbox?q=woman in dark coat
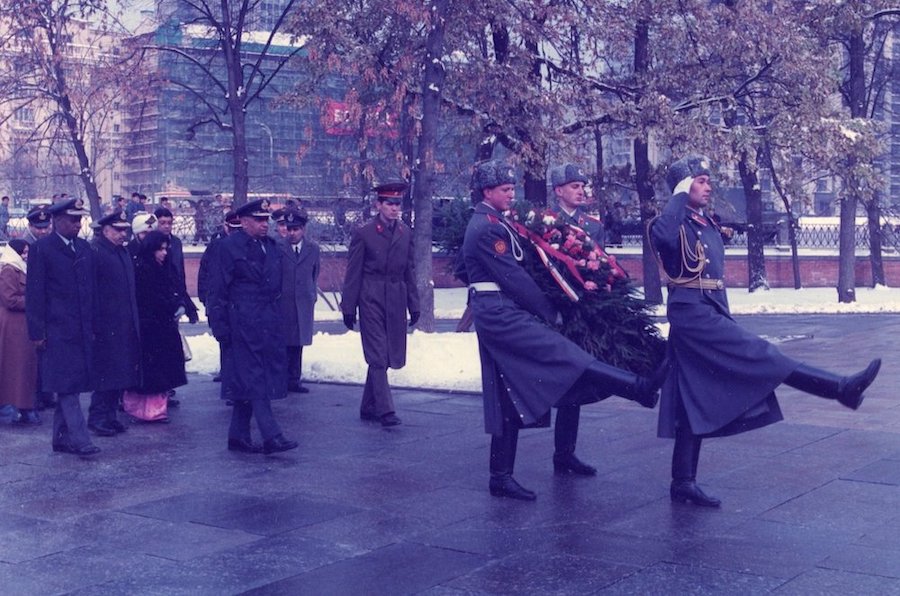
[130,231,187,420]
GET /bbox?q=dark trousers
[554,405,581,457]
[360,366,394,417]
[53,393,92,449]
[490,392,522,478]
[672,426,703,481]
[88,389,122,426]
[286,346,304,385]
[229,399,282,442]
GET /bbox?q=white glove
[174,305,186,320]
[673,176,694,196]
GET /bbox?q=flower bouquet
[509,202,665,376]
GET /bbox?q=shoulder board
[582,214,602,224]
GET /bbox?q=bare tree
[150,0,303,207]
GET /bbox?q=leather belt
[668,277,725,290]
[468,282,501,293]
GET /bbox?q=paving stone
[121,490,269,524]
[841,459,900,486]
[243,542,487,595]
[444,551,638,594]
[596,561,785,594]
[818,544,900,579]
[774,567,900,595]
[201,493,362,535]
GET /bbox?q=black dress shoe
[108,420,127,433]
[88,422,117,437]
[489,475,537,501]
[670,480,721,508]
[553,453,597,476]
[263,435,298,454]
[287,383,310,394]
[14,410,42,426]
[53,443,101,456]
[228,438,263,453]
[360,411,378,421]
[380,412,402,427]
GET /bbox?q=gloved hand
[343,313,356,330]
[174,305,186,320]
[673,176,694,196]
[187,310,199,324]
[408,311,420,328]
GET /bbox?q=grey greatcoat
[91,235,141,391]
[460,202,594,436]
[650,189,798,439]
[341,217,419,369]
[25,233,95,393]
[279,239,320,347]
[207,230,287,402]
[555,206,605,248]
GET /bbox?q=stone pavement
[1,314,899,595]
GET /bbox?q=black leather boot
[488,428,536,501]
[582,360,665,409]
[670,429,720,508]
[784,359,881,410]
[553,406,596,476]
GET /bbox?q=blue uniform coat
[25,233,95,393]
[91,235,141,391]
[341,217,419,369]
[280,239,320,346]
[207,230,286,401]
[650,190,798,438]
[461,202,594,435]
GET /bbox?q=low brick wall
[183,249,900,295]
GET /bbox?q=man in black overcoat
[198,210,239,383]
[25,198,100,456]
[22,205,56,410]
[341,179,420,427]
[460,160,663,501]
[207,199,298,454]
[279,208,320,394]
[88,210,141,437]
[649,154,881,507]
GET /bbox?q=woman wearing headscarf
[125,231,187,422]
[0,239,40,425]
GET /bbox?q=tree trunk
[593,127,607,219]
[837,28,867,303]
[866,195,885,286]
[633,15,661,305]
[736,151,768,291]
[411,0,449,333]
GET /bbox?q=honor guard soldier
[207,199,298,454]
[649,155,881,507]
[549,163,605,246]
[279,208,320,394]
[26,198,100,456]
[88,210,140,437]
[459,160,664,501]
[341,178,420,427]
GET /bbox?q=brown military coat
[341,216,419,369]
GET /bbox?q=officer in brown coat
[341,179,420,427]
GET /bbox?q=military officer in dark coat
[649,155,881,508]
[88,210,141,436]
[460,160,664,501]
[546,162,609,476]
[198,210,239,383]
[25,198,100,456]
[207,199,298,454]
[279,208,320,393]
[22,205,55,410]
[341,179,420,427]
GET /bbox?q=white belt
[468,282,501,293]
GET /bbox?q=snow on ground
[186,285,900,391]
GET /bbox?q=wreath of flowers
[509,202,666,376]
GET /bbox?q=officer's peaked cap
[235,199,271,218]
[95,209,131,229]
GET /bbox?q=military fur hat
[472,160,516,191]
[131,212,157,235]
[666,155,712,192]
[549,163,589,188]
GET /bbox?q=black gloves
[343,313,356,330]
[409,311,420,328]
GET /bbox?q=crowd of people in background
[0,192,321,458]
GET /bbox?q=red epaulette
[687,208,708,227]
[582,214,602,224]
